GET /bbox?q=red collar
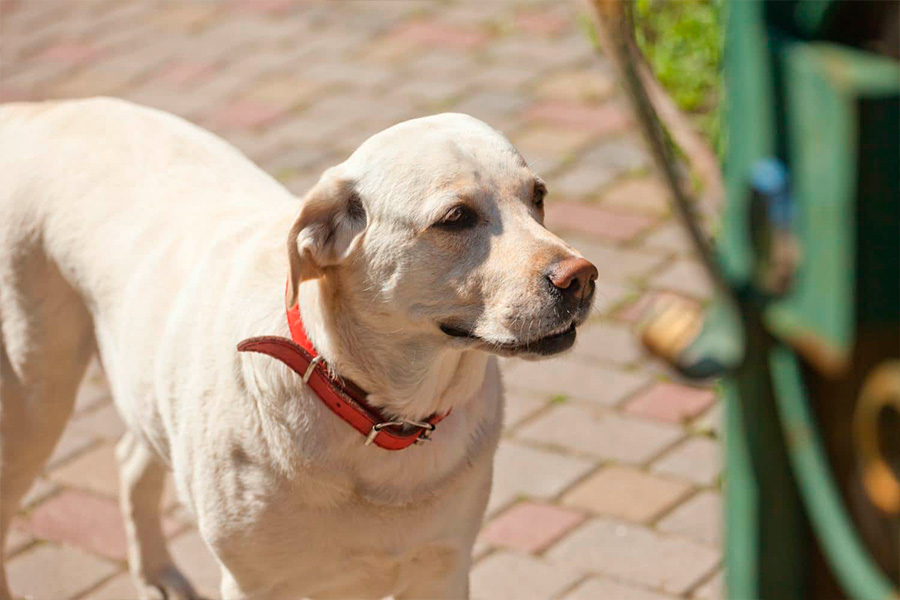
[236,300,448,451]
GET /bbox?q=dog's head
[287,113,596,360]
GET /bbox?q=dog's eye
[533,181,547,210]
[434,205,478,230]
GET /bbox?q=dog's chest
[207,465,487,597]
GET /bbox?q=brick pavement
[1,1,723,598]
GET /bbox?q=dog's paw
[136,564,202,600]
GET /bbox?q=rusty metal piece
[854,361,900,515]
[640,296,704,364]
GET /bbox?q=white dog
[0,98,597,599]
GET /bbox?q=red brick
[0,86,32,103]
[545,202,656,243]
[230,0,295,15]
[390,20,489,50]
[515,8,570,36]
[523,100,632,135]
[624,382,716,424]
[26,489,181,561]
[38,41,101,66]
[480,501,585,553]
[27,489,129,560]
[209,98,287,130]
[155,60,217,87]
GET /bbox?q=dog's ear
[286,170,367,308]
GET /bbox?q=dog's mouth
[439,321,578,357]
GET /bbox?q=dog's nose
[547,256,598,298]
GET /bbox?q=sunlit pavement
[2,1,722,597]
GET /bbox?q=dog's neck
[295,278,490,422]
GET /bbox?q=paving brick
[489,37,593,72]
[562,465,691,523]
[651,436,721,486]
[625,382,717,424]
[573,322,645,366]
[7,544,118,600]
[503,357,648,407]
[551,138,651,200]
[640,221,696,255]
[51,441,119,498]
[230,0,296,15]
[405,52,478,79]
[452,91,529,132]
[389,20,489,50]
[149,3,218,32]
[535,68,617,104]
[563,236,667,284]
[479,501,586,554]
[489,441,594,515]
[592,279,636,315]
[21,477,60,509]
[82,573,139,600]
[546,202,656,243]
[658,490,722,545]
[5,524,33,557]
[154,60,218,87]
[547,517,721,595]
[523,100,631,136]
[692,570,724,600]
[691,403,723,438]
[471,551,581,600]
[37,41,102,66]
[503,390,547,429]
[46,422,99,469]
[650,259,714,299]
[564,576,678,600]
[0,59,70,95]
[75,363,111,415]
[513,126,595,175]
[49,66,134,98]
[392,76,470,106]
[603,177,672,216]
[209,98,289,131]
[242,75,324,110]
[514,6,572,36]
[70,403,127,441]
[169,529,222,599]
[467,63,536,90]
[26,489,129,560]
[518,405,683,463]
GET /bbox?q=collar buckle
[364,419,437,447]
[302,355,323,383]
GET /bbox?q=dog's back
[0,98,299,598]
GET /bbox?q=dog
[0,98,597,599]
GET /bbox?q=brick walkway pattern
[1,1,723,598]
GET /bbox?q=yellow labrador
[0,98,597,599]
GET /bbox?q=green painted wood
[765,43,900,368]
[769,345,898,599]
[719,0,776,286]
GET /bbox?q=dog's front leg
[116,431,199,600]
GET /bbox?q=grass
[633,0,725,157]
